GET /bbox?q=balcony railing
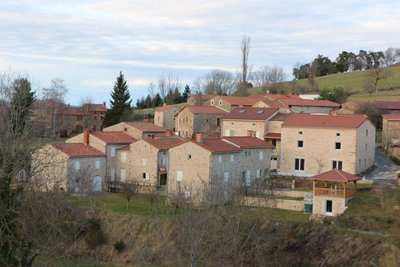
[314,187,356,198]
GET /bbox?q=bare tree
[192,78,203,94]
[241,34,251,85]
[366,68,391,92]
[203,69,235,95]
[251,65,286,89]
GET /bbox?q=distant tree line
[293,47,400,80]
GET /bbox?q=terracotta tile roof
[185,105,227,114]
[117,145,130,150]
[312,169,361,182]
[192,138,241,154]
[282,113,368,128]
[263,94,301,100]
[155,105,179,112]
[223,136,273,148]
[255,99,285,108]
[52,143,105,158]
[56,105,85,116]
[124,122,167,132]
[189,94,213,100]
[270,113,289,121]
[372,101,400,110]
[86,103,107,112]
[145,136,186,150]
[92,131,136,144]
[205,131,221,139]
[216,96,265,106]
[223,107,278,120]
[264,132,281,139]
[277,99,341,108]
[382,114,400,121]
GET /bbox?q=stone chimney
[196,133,203,143]
[143,115,149,123]
[84,129,90,145]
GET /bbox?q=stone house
[154,105,180,130]
[82,103,107,131]
[175,106,227,138]
[312,169,360,216]
[33,143,106,193]
[66,129,136,181]
[221,107,279,138]
[209,95,265,112]
[382,114,400,159]
[187,94,213,106]
[280,114,375,176]
[167,135,272,203]
[103,122,167,139]
[276,99,340,114]
[264,113,289,170]
[116,136,185,186]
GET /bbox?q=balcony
[314,187,356,198]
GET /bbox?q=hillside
[133,102,186,116]
[249,66,400,96]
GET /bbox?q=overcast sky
[1,1,400,105]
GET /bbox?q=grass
[348,88,400,101]
[68,192,175,216]
[246,206,309,223]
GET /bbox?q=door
[271,157,278,170]
[242,170,251,186]
[120,169,126,183]
[93,176,102,192]
[160,173,167,186]
[111,168,115,182]
[325,200,333,216]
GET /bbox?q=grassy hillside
[133,102,186,116]
[249,66,400,97]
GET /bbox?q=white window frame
[256,169,262,178]
[259,151,264,160]
[95,160,100,169]
[111,147,116,157]
[121,152,126,163]
[176,171,183,182]
[218,155,222,163]
[230,154,235,162]
[223,171,229,182]
[294,158,305,171]
[120,169,126,182]
[75,160,80,170]
[111,168,115,181]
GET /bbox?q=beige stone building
[253,98,340,114]
[280,114,375,177]
[33,143,106,193]
[154,105,180,130]
[382,114,400,160]
[167,135,272,202]
[221,107,279,138]
[82,103,107,131]
[103,122,167,139]
[264,113,289,170]
[175,106,226,138]
[209,95,265,112]
[187,94,213,106]
[66,129,136,181]
[115,136,185,186]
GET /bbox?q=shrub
[84,218,107,249]
[113,240,126,253]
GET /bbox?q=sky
[1,0,400,105]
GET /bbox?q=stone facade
[222,120,267,138]
[103,122,166,140]
[280,120,375,176]
[154,106,179,130]
[312,196,347,216]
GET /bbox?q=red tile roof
[216,96,265,106]
[382,114,400,121]
[117,145,130,150]
[205,131,221,139]
[264,132,281,139]
[189,94,213,100]
[92,131,136,144]
[56,105,85,116]
[255,99,285,108]
[270,113,289,121]
[277,99,341,108]
[155,105,179,112]
[263,94,302,100]
[312,169,361,182]
[52,143,105,158]
[145,136,185,150]
[192,138,241,154]
[185,105,227,114]
[372,101,400,110]
[124,122,167,132]
[223,136,273,148]
[282,114,368,128]
[223,107,278,120]
[86,103,107,112]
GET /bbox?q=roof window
[239,109,246,114]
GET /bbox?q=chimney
[84,129,90,145]
[247,130,256,137]
[166,130,171,136]
[103,101,106,107]
[143,115,149,123]
[196,133,203,143]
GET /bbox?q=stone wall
[240,196,304,211]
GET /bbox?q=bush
[84,218,107,249]
[113,240,126,253]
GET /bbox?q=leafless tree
[365,68,391,93]
[158,73,182,101]
[121,182,139,209]
[251,65,286,88]
[241,35,251,85]
[203,69,235,95]
[383,47,400,67]
[192,78,203,94]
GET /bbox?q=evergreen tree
[173,88,182,104]
[182,85,191,102]
[154,93,163,107]
[103,71,132,127]
[9,78,35,136]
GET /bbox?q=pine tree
[153,93,163,107]
[182,85,191,102]
[103,71,132,127]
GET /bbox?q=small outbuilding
[311,169,361,216]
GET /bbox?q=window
[226,130,234,136]
[124,127,128,131]
[259,151,264,160]
[219,100,222,106]
[294,158,305,171]
[121,152,126,163]
[75,160,80,170]
[332,160,343,170]
[366,129,368,136]
[121,169,126,182]
[142,159,147,166]
[111,147,116,157]
[256,169,262,178]
[111,168,115,181]
[184,190,192,199]
[298,131,303,135]
[95,160,100,169]
[142,172,149,180]
[297,140,303,148]
[230,155,235,162]
[365,143,367,150]
[217,118,220,127]
[224,172,229,182]
[272,140,277,147]
[211,100,214,105]
[176,171,183,182]
[239,109,246,114]
[162,157,167,167]
[336,132,340,136]
[335,142,341,150]
[188,154,192,159]
[256,110,264,114]
[218,155,222,163]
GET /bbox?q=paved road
[364,145,400,190]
